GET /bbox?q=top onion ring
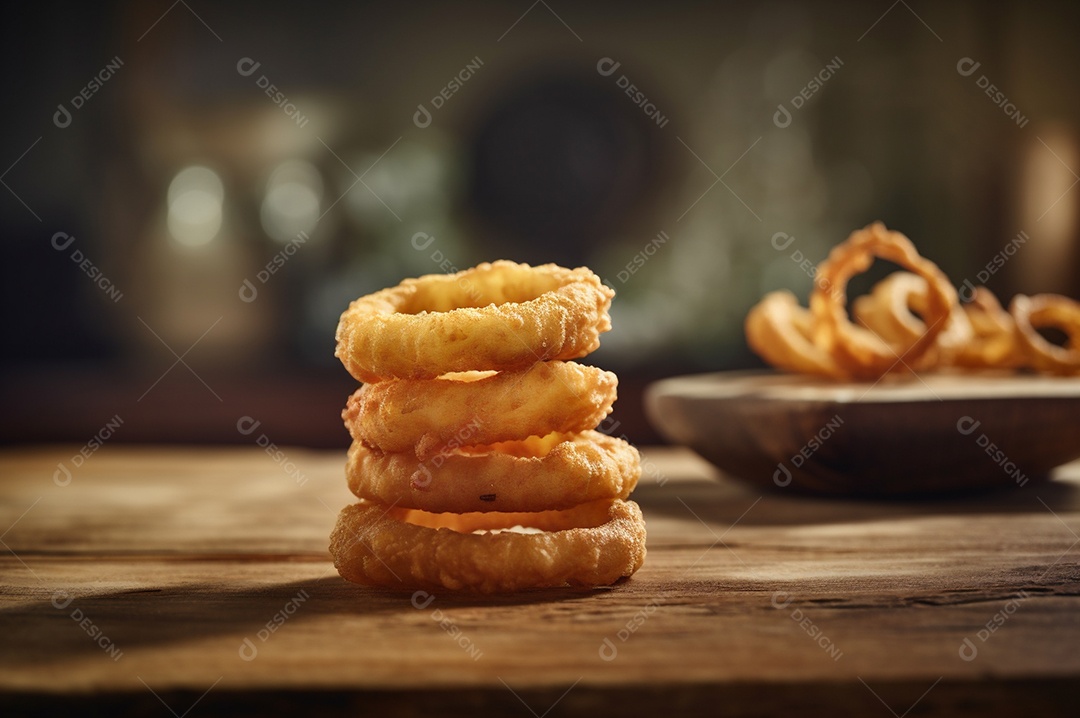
[335,261,614,382]
[810,222,957,379]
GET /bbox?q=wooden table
[2,446,1078,716]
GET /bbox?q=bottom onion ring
[347,431,641,513]
[810,222,957,378]
[329,498,647,593]
[745,290,844,378]
[1010,294,1080,374]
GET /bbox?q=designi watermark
[411,591,483,660]
[54,414,124,486]
[598,601,659,661]
[239,589,310,661]
[238,230,309,302]
[606,230,669,286]
[956,416,1028,487]
[772,591,843,661]
[54,56,124,129]
[237,57,310,128]
[52,590,124,661]
[774,57,843,129]
[237,416,308,486]
[774,414,844,487]
[414,57,483,129]
[957,230,1028,301]
[957,57,1030,129]
[597,58,669,129]
[51,232,123,303]
[959,590,1030,661]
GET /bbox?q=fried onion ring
[853,272,973,368]
[343,361,617,459]
[745,290,844,378]
[335,261,614,383]
[329,498,647,593]
[810,222,957,378]
[1010,293,1080,374]
[346,431,640,513]
[950,286,1022,368]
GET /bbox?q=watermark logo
[51,232,123,303]
[238,230,309,302]
[771,591,842,661]
[54,414,124,486]
[51,590,124,661]
[774,414,844,487]
[409,232,484,304]
[414,56,484,129]
[957,57,1029,129]
[598,601,660,661]
[237,416,308,486]
[769,232,844,305]
[54,56,124,129]
[774,57,843,129]
[606,231,669,286]
[410,417,484,490]
[956,230,1028,301]
[238,589,310,661]
[956,416,1028,486]
[958,590,1030,661]
[237,57,309,128]
[411,591,483,660]
[597,57,669,129]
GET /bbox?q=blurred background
[1,0,1078,448]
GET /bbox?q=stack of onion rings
[331,261,646,593]
[746,222,1080,379]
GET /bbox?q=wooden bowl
[645,370,1080,497]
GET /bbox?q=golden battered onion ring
[853,272,973,368]
[335,261,614,383]
[745,290,845,378]
[951,286,1022,368]
[347,431,640,513]
[342,361,618,459]
[810,222,957,379]
[1010,294,1080,374]
[329,498,647,593]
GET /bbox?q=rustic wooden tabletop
[1,445,1078,716]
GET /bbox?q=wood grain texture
[1,445,1079,717]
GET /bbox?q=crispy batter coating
[342,361,618,459]
[1011,293,1080,374]
[745,290,845,378]
[329,498,647,593]
[809,222,957,379]
[346,431,641,513]
[335,261,614,383]
[852,272,973,369]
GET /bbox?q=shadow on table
[634,472,1080,528]
[0,573,608,666]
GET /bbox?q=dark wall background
[2,0,1079,448]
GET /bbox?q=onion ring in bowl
[335,261,614,383]
[329,498,647,593]
[853,272,973,368]
[1010,293,1080,374]
[745,290,845,378]
[951,286,1022,368]
[342,361,618,459]
[346,431,640,513]
[810,222,957,379]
